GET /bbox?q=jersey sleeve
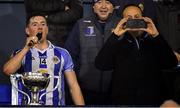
[61,49,74,72]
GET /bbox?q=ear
[93,5,95,10]
[25,28,29,35]
[110,6,114,13]
[138,3,144,12]
[93,5,98,14]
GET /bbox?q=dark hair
[26,12,48,26]
[121,4,144,18]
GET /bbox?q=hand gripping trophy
[10,71,60,105]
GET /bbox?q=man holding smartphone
[95,4,178,106]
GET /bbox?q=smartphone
[125,19,147,29]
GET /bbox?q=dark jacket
[95,32,178,106]
[24,0,83,47]
[65,13,119,93]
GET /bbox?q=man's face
[93,0,114,21]
[26,16,48,41]
[123,6,143,37]
[123,6,142,19]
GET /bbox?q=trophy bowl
[21,72,50,105]
[22,72,50,91]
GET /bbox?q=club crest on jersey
[52,56,60,64]
[84,26,96,37]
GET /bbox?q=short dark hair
[26,12,48,26]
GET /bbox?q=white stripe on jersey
[58,55,64,105]
[46,49,55,105]
[31,49,40,72]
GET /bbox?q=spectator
[113,0,157,22]
[24,0,83,47]
[95,4,178,106]
[65,0,119,105]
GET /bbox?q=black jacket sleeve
[152,35,178,69]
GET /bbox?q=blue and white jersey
[11,41,74,106]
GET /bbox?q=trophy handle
[39,76,60,100]
[10,74,31,105]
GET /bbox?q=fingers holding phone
[113,17,128,37]
[142,17,159,37]
[125,19,147,29]
[123,17,159,37]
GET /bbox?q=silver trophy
[22,72,50,105]
[10,72,60,105]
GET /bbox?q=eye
[32,23,38,27]
[126,16,132,19]
[135,14,141,18]
[41,23,46,26]
[97,1,102,4]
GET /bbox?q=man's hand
[26,36,38,48]
[113,18,128,37]
[141,17,159,37]
[113,17,159,38]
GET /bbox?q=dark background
[0,0,25,84]
[0,0,179,105]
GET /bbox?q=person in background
[65,0,119,105]
[160,100,179,107]
[155,0,180,63]
[113,0,157,22]
[174,51,180,63]
[3,13,84,106]
[95,4,178,106]
[24,0,83,47]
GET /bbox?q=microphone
[36,32,42,41]
[28,32,42,47]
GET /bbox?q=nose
[101,1,107,8]
[37,24,43,30]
